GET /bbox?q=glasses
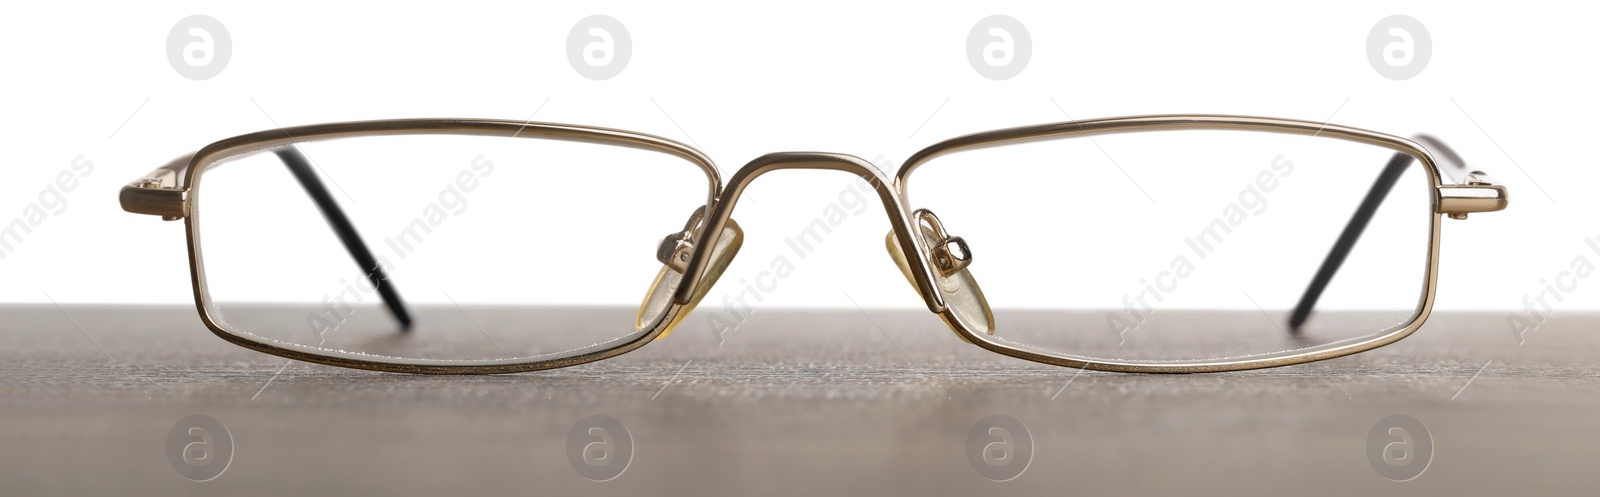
[120,115,1507,374]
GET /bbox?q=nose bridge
[672,152,948,313]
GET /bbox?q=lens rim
[179,119,720,373]
[895,114,1445,373]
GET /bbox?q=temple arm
[121,147,413,331]
[1287,152,1412,330]
[1289,135,1507,331]
[274,147,413,331]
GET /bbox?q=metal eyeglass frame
[121,115,1508,374]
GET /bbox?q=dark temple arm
[1289,135,1508,331]
[1288,152,1412,331]
[275,146,413,331]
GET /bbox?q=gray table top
[3,305,1597,496]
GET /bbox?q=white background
[0,1,1593,317]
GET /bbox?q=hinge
[120,153,194,220]
[1437,172,1508,220]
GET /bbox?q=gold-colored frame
[889,115,1501,373]
[125,119,723,374]
[124,115,1508,374]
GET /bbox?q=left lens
[190,131,713,370]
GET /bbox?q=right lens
[902,128,1434,367]
[189,132,714,369]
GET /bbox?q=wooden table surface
[3,305,1597,496]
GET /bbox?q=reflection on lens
[192,134,711,367]
[904,130,1432,365]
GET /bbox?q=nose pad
[637,208,744,338]
[884,209,995,342]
